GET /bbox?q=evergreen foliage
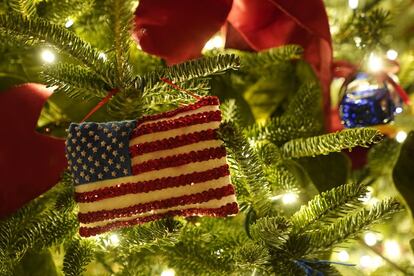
[0,1,407,275]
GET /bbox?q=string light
[337,250,350,262]
[367,53,383,72]
[203,35,224,51]
[395,131,407,143]
[98,52,107,61]
[65,19,74,28]
[41,49,56,63]
[395,107,403,114]
[348,0,359,10]
[384,240,401,259]
[108,233,120,246]
[282,192,299,204]
[160,268,175,276]
[363,232,378,246]
[386,49,398,60]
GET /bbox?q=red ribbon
[80,88,119,123]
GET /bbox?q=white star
[121,131,127,137]
[98,173,103,179]
[94,161,100,167]
[100,141,106,147]
[104,166,109,172]
[81,137,87,143]
[123,169,128,175]
[107,132,113,138]
[73,165,78,171]
[80,151,86,157]
[76,145,81,151]
[106,145,112,151]
[77,158,82,164]
[80,171,85,177]
[76,131,81,137]
[85,175,90,181]
[87,156,93,162]
[112,137,117,143]
[71,152,76,157]
[116,164,121,169]
[82,164,87,170]
[90,168,95,174]
[88,131,94,136]
[120,156,125,162]
[108,159,113,165]
[92,147,98,153]
[113,150,118,156]
[71,138,77,143]
[87,143,93,148]
[103,128,109,133]
[101,153,107,159]
[119,142,124,148]
[98,125,103,130]
[111,171,116,177]
[94,135,99,141]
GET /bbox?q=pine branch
[110,0,134,87]
[234,242,271,274]
[291,182,368,233]
[37,0,94,24]
[219,122,274,217]
[63,238,94,276]
[250,217,291,249]
[0,13,112,79]
[8,0,37,17]
[246,116,322,146]
[42,64,109,100]
[281,128,383,159]
[220,99,244,127]
[308,198,402,252]
[240,45,303,71]
[368,138,402,175]
[284,82,320,118]
[140,54,240,92]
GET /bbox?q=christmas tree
[1,0,414,275]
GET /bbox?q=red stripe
[79,202,238,237]
[75,165,230,203]
[78,184,235,223]
[131,110,221,138]
[129,129,218,157]
[136,96,219,126]
[131,146,227,175]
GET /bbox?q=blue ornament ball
[339,72,401,128]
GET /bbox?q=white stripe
[75,157,228,193]
[78,175,231,213]
[139,105,219,127]
[80,194,237,228]
[130,121,221,145]
[131,140,224,164]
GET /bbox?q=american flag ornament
[66,96,239,237]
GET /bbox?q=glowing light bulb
[337,250,350,262]
[395,107,403,114]
[367,53,383,72]
[98,52,107,61]
[41,49,56,63]
[65,19,74,28]
[203,35,224,51]
[364,232,378,246]
[161,269,175,276]
[384,240,401,259]
[282,192,298,205]
[348,0,359,9]
[386,49,398,60]
[396,131,407,143]
[108,234,120,246]
[359,255,372,268]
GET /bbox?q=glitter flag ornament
[66,96,239,237]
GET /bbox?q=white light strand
[41,49,56,63]
[161,269,175,276]
[386,49,398,60]
[367,53,383,72]
[203,35,224,51]
[65,19,74,28]
[396,131,407,143]
[348,0,359,9]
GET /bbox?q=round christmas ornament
[0,83,67,218]
[339,72,402,128]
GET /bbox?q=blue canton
[66,121,136,185]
